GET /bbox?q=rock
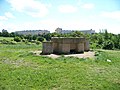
[107,59,111,62]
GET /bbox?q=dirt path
[33,51,95,59]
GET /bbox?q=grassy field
[0,37,13,40]
[0,37,120,90]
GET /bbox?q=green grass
[0,42,120,89]
[0,37,13,40]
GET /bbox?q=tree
[0,32,2,36]
[32,35,37,40]
[104,29,109,40]
[97,34,104,45]
[51,32,60,37]
[9,32,15,37]
[24,34,32,41]
[37,36,44,42]
[44,33,51,41]
[102,40,114,50]
[14,36,21,42]
[111,34,120,49]
[2,31,9,37]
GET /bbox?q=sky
[0,0,120,34]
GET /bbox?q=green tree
[2,31,9,37]
[44,33,51,41]
[0,32,2,36]
[9,32,15,37]
[102,40,114,50]
[32,35,37,40]
[24,34,32,41]
[104,29,109,40]
[14,36,21,42]
[37,36,44,42]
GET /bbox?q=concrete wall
[70,44,76,50]
[42,42,53,54]
[77,43,84,53]
[84,40,90,51]
[51,37,85,43]
[42,37,90,54]
[53,43,59,53]
[59,44,70,54]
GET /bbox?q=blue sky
[0,0,120,34]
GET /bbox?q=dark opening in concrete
[70,49,76,54]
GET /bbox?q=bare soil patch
[33,51,95,59]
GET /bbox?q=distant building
[55,27,95,34]
[80,29,95,34]
[55,27,74,34]
[15,30,50,35]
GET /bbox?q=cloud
[0,12,15,21]
[0,16,8,20]
[101,11,120,20]
[5,12,15,19]
[7,0,49,17]
[58,5,77,13]
[82,3,94,9]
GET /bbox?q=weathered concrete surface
[42,42,53,54]
[84,40,90,51]
[77,43,84,53]
[42,37,90,54]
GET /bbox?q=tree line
[0,29,120,50]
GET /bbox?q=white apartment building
[15,30,50,35]
[55,28,95,34]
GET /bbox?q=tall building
[15,30,50,35]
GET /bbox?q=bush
[102,40,114,50]
[32,35,37,40]
[22,39,26,42]
[14,37,21,42]
[37,36,44,42]
[35,41,40,45]
[44,34,51,41]
[0,39,16,44]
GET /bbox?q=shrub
[14,36,21,42]
[37,36,44,42]
[35,41,40,45]
[0,39,16,44]
[102,40,114,50]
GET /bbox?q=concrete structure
[42,37,90,54]
[55,27,95,34]
[15,30,50,35]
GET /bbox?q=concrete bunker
[42,37,90,54]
